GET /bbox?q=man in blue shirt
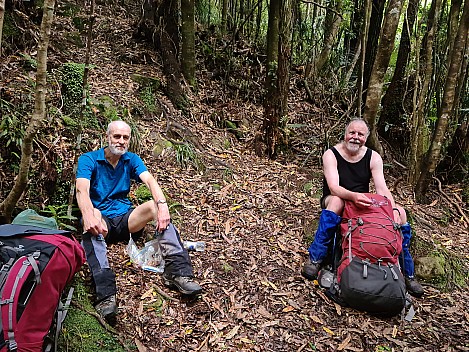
[76,120,202,324]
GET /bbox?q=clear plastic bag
[127,236,165,274]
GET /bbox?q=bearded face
[107,124,131,156]
[344,121,368,154]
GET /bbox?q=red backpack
[0,224,85,352]
[331,194,406,316]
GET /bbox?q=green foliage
[57,2,81,17]
[90,96,120,121]
[72,16,88,32]
[222,261,233,273]
[173,143,204,171]
[303,181,313,196]
[2,13,18,39]
[0,99,25,152]
[59,63,87,115]
[19,53,38,70]
[42,204,78,231]
[133,184,152,204]
[139,86,157,112]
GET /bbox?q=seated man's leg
[159,224,202,295]
[128,201,202,295]
[81,210,117,324]
[302,196,343,280]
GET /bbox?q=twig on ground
[154,286,178,302]
[71,301,117,334]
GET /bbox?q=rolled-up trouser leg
[308,209,342,263]
[81,233,116,302]
[399,223,415,277]
[158,223,193,277]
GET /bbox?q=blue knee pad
[308,209,341,262]
[400,223,415,277]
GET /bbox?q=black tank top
[322,146,372,199]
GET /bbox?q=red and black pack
[0,224,85,352]
[333,193,407,316]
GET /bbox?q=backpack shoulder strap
[0,252,42,352]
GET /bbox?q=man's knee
[325,196,345,214]
[394,205,407,224]
[128,201,157,233]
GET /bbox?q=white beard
[109,143,127,156]
[345,140,361,154]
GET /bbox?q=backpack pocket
[340,257,406,316]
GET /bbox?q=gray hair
[345,118,370,137]
[106,120,131,135]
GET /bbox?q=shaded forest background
[0,0,469,351]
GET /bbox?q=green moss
[134,184,152,204]
[58,277,130,352]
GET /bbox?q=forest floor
[2,1,469,351]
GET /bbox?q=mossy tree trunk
[363,0,404,156]
[378,0,418,148]
[408,0,442,185]
[0,0,56,222]
[415,0,469,201]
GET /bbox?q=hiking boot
[95,295,117,325]
[164,275,202,295]
[405,277,424,298]
[301,259,321,280]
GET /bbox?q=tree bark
[415,0,469,201]
[0,0,56,222]
[362,0,386,105]
[257,0,293,158]
[378,0,418,144]
[363,0,404,155]
[408,0,442,184]
[311,0,343,78]
[0,0,5,56]
[181,0,196,87]
[357,0,372,117]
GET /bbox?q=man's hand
[156,202,171,232]
[353,193,373,207]
[83,215,108,237]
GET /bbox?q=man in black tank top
[301,119,423,298]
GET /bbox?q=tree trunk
[378,0,418,145]
[0,0,56,222]
[265,0,279,93]
[357,0,371,117]
[67,0,95,217]
[362,0,386,105]
[158,0,188,111]
[311,0,343,78]
[256,0,293,158]
[363,0,404,155]
[255,0,279,156]
[221,0,228,33]
[181,0,196,87]
[0,0,5,56]
[415,0,469,201]
[408,0,442,184]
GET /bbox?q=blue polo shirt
[76,147,147,218]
